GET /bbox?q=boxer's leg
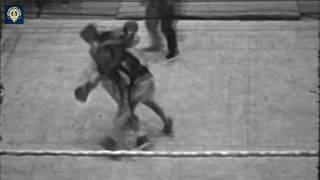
[132,75,173,135]
[101,79,142,150]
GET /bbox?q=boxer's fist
[74,85,89,103]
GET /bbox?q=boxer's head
[123,21,140,47]
[80,24,99,44]
[123,21,138,36]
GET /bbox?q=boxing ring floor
[0,19,319,179]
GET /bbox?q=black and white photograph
[0,0,319,179]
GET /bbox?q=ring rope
[0,149,318,158]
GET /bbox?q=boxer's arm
[113,64,132,85]
[75,60,101,103]
[118,70,131,86]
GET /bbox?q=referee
[142,0,179,59]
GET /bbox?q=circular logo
[7,7,22,23]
